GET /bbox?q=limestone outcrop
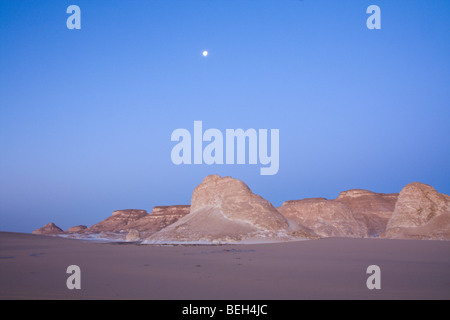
[125,205,190,238]
[385,182,450,239]
[32,178,449,242]
[86,209,149,233]
[125,229,141,242]
[33,222,64,235]
[147,175,316,243]
[335,190,398,237]
[65,225,87,233]
[277,198,368,238]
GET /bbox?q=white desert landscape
[32,175,450,243]
[2,0,449,304]
[1,175,450,299]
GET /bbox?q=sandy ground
[0,231,449,300]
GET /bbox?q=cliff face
[277,188,401,238]
[86,209,149,233]
[125,205,190,237]
[67,206,191,239]
[385,182,450,239]
[277,198,368,238]
[65,225,87,233]
[335,190,398,237]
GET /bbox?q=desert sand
[1,231,449,300]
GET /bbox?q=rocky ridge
[33,176,450,242]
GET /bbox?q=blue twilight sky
[1,0,449,233]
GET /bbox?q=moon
[202,50,208,57]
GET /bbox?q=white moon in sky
[202,51,208,57]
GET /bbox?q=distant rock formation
[65,225,87,233]
[147,175,315,243]
[32,177,449,242]
[86,209,149,233]
[277,198,368,238]
[335,190,398,237]
[385,182,450,240]
[61,206,190,240]
[33,222,64,235]
[125,205,190,238]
